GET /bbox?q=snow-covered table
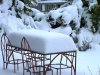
[7,29,77,54]
[2,29,77,75]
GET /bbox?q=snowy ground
[0,44,100,75]
[77,44,100,75]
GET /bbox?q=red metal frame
[20,37,77,75]
[21,37,53,75]
[0,33,24,72]
[1,33,77,75]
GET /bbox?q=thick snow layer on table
[7,29,77,54]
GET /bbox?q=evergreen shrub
[89,4,100,33]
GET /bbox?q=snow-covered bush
[34,12,46,21]
[47,14,63,28]
[47,9,62,28]
[77,28,93,51]
[70,30,78,43]
[24,6,35,16]
[2,0,99,52]
[22,0,37,6]
[15,0,24,11]
[47,4,80,30]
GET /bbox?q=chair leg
[30,71,31,75]
[17,60,19,70]
[14,63,16,73]
[3,63,5,70]
[51,69,53,75]
[57,69,58,75]
[3,62,7,70]
[23,64,25,75]
[6,63,8,69]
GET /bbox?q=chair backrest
[21,37,34,68]
[21,37,32,57]
[21,37,31,51]
[1,33,11,62]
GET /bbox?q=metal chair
[0,33,23,72]
[21,37,53,75]
[45,51,77,75]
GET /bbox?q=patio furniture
[20,37,77,75]
[1,29,77,75]
[0,33,24,72]
[21,37,53,75]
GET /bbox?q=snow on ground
[0,0,100,75]
[77,44,100,75]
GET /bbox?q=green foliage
[65,0,73,5]
[12,0,15,6]
[47,15,63,28]
[82,0,89,7]
[23,0,31,4]
[69,20,76,30]
[89,4,100,33]
[24,6,30,12]
[80,17,86,28]
[0,0,3,4]
[97,0,100,5]
[23,0,37,5]
[20,0,24,3]
[79,40,90,51]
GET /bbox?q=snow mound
[0,14,26,34]
[77,28,94,50]
[8,29,77,54]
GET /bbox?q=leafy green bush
[97,0,100,5]
[82,0,89,7]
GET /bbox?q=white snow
[0,41,100,75]
[77,45,100,75]
[48,4,80,28]
[34,12,46,21]
[50,26,72,35]
[0,0,12,12]
[89,0,98,10]
[72,0,83,21]
[77,28,93,47]
[61,5,79,27]
[35,19,51,30]
[0,14,26,34]
[7,29,77,54]
[0,0,100,75]
[15,0,25,11]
